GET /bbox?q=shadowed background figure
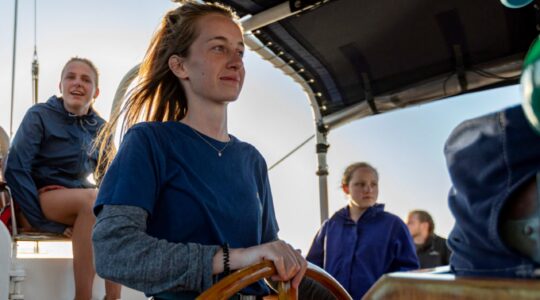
[407,210,451,269]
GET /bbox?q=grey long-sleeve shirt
[92,204,220,295]
[92,204,337,299]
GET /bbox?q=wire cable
[268,134,315,171]
[9,0,19,138]
[471,67,520,80]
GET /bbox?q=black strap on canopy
[340,43,379,115]
[437,9,469,92]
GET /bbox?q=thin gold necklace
[190,127,231,157]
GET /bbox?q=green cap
[523,37,540,68]
[521,36,540,134]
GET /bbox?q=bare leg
[39,188,121,300]
[105,280,122,299]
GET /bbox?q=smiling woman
[59,58,100,116]
[4,57,121,300]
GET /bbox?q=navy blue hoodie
[5,95,105,233]
[445,105,540,277]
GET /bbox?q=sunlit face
[407,213,422,238]
[171,13,245,105]
[59,61,99,115]
[343,167,379,210]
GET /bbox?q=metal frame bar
[323,55,523,131]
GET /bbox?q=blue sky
[1,0,520,253]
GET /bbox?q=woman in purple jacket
[306,162,419,299]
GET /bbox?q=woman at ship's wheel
[90,2,333,299]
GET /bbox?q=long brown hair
[94,1,239,182]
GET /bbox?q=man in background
[407,210,451,268]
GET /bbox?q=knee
[87,188,98,202]
[79,189,98,214]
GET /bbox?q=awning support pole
[315,124,329,223]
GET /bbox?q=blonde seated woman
[5,57,121,300]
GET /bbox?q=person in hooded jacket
[445,105,540,278]
[5,57,121,300]
[306,162,419,300]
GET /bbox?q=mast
[9,0,19,138]
[32,49,39,105]
[32,0,39,105]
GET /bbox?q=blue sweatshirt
[94,122,279,297]
[306,204,419,299]
[5,95,105,233]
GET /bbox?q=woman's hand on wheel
[232,240,307,289]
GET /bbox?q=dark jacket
[416,234,451,268]
[445,105,540,277]
[306,204,419,300]
[5,95,105,233]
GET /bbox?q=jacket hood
[44,95,101,123]
[445,105,540,277]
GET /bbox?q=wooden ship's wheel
[197,261,352,300]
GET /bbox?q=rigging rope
[268,134,315,171]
